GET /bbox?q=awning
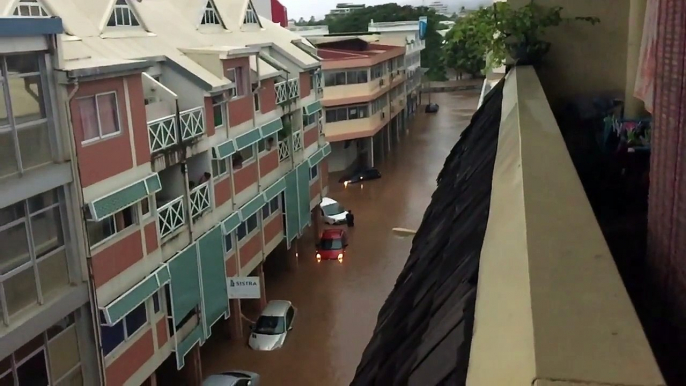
[304,100,322,116]
[263,177,286,201]
[322,142,331,157]
[308,148,325,167]
[240,194,266,219]
[222,212,241,234]
[213,139,236,159]
[175,324,203,369]
[100,265,171,326]
[90,174,162,221]
[235,127,262,150]
[260,118,283,138]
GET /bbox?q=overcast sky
[281,0,492,19]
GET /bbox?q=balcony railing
[158,196,185,238]
[148,114,177,153]
[276,81,289,104]
[189,182,211,219]
[180,107,205,142]
[288,79,299,100]
[292,131,303,151]
[278,139,291,162]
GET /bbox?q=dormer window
[107,0,141,27]
[13,0,50,17]
[201,0,223,26]
[243,1,260,25]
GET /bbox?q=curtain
[97,93,119,136]
[77,97,98,141]
[634,0,660,113]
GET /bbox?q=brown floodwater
[201,91,479,386]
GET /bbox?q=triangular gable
[12,0,50,17]
[200,0,224,27]
[106,0,142,27]
[242,0,261,27]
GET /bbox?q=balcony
[158,196,185,238]
[276,79,300,105]
[179,107,205,142]
[189,181,211,219]
[148,114,177,153]
[288,79,300,100]
[278,138,291,162]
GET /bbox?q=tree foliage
[327,4,448,81]
[442,7,495,76]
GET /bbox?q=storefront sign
[227,277,261,299]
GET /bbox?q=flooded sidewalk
[200,91,479,386]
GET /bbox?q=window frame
[310,164,319,182]
[223,231,234,254]
[211,94,227,129]
[226,67,246,98]
[85,200,141,250]
[211,158,230,180]
[107,0,141,27]
[100,301,149,358]
[252,83,260,112]
[232,144,256,170]
[77,91,122,145]
[258,133,276,154]
[236,212,259,244]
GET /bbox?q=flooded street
[201,91,479,385]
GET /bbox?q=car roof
[203,374,239,386]
[322,229,344,238]
[321,197,336,206]
[260,300,292,316]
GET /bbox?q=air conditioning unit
[379,78,385,86]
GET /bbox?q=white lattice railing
[288,79,299,100]
[148,115,177,153]
[278,139,291,162]
[275,81,289,104]
[180,107,205,141]
[158,196,185,238]
[190,182,211,219]
[292,131,303,151]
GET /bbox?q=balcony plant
[490,1,599,68]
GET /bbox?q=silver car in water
[248,300,296,351]
[321,197,349,225]
[203,371,260,386]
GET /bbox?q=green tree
[327,4,448,81]
[442,7,495,76]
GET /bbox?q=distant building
[427,1,449,16]
[327,3,366,18]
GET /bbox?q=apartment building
[367,20,425,118]
[327,3,366,18]
[0,17,100,385]
[3,1,329,385]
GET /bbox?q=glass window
[212,94,226,128]
[224,232,233,253]
[310,165,318,180]
[324,72,335,87]
[141,197,150,217]
[212,158,229,178]
[236,223,247,241]
[269,197,279,213]
[232,145,254,169]
[226,68,245,97]
[125,303,147,337]
[261,204,270,220]
[253,315,285,335]
[246,213,258,233]
[77,93,120,142]
[252,84,260,112]
[47,325,79,381]
[152,292,160,313]
[258,134,276,153]
[107,0,140,27]
[335,109,347,121]
[334,72,345,86]
[17,349,48,385]
[100,321,124,356]
[325,109,337,123]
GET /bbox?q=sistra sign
[227,276,261,299]
[418,16,428,40]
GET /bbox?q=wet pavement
[201,91,480,386]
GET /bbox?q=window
[324,105,368,123]
[243,1,259,24]
[323,70,368,86]
[309,72,315,90]
[371,64,383,80]
[236,213,259,242]
[0,189,69,323]
[303,111,317,127]
[0,54,51,177]
[141,197,150,219]
[261,196,280,220]
[201,0,223,26]
[13,0,50,16]
[99,302,148,356]
[252,84,260,112]
[152,292,161,313]
[226,67,246,97]
[77,92,120,143]
[86,202,138,248]
[211,158,229,178]
[223,232,233,253]
[212,94,227,128]
[232,145,254,169]
[310,165,319,181]
[107,0,141,27]
[258,134,276,153]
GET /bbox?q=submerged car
[248,300,296,351]
[321,197,349,225]
[203,371,260,386]
[344,167,381,185]
[425,103,439,113]
[316,229,349,263]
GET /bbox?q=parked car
[321,197,349,225]
[344,167,381,185]
[316,229,349,263]
[425,103,439,113]
[203,371,260,386]
[248,300,296,351]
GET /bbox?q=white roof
[0,0,319,88]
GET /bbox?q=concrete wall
[508,0,630,109]
[328,141,359,172]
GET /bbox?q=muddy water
[201,92,479,386]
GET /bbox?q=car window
[235,380,251,386]
[254,315,286,335]
[286,307,295,326]
[322,202,345,216]
[320,238,343,250]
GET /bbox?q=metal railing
[275,81,289,104]
[180,107,205,141]
[190,182,211,219]
[292,131,303,151]
[288,79,299,100]
[278,139,291,162]
[148,114,177,153]
[158,196,185,238]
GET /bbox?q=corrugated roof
[351,80,505,385]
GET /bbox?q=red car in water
[316,229,348,263]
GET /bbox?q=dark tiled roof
[350,81,504,386]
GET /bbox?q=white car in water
[248,300,296,351]
[321,197,349,225]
